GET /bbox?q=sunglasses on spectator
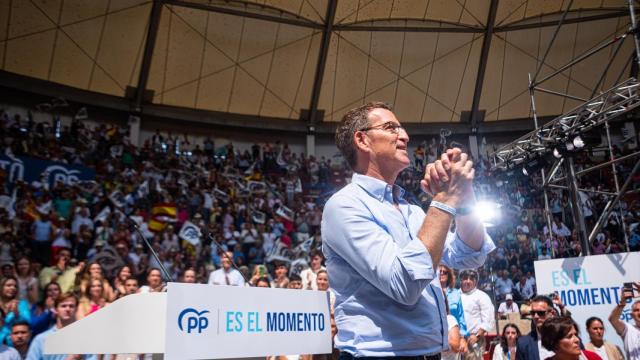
[531,310,550,317]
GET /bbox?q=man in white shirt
[208,251,245,286]
[609,284,640,360]
[515,275,535,300]
[550,217,571,238]
[498,294,520,319]
[71,207,94,235]
[460,269,495,360]
[299,249,325,290]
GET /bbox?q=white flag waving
[179,221,201,246]
[265,240,292,263]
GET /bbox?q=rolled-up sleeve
[441,231,495,270]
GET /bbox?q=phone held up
[623,282,639,298]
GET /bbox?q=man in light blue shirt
[322,102,495,359]
[26,293,95,360]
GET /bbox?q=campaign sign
[0,154,95,188]
[165,283,332,360]
[534,251,640,351]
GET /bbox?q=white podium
[45,283,332,360]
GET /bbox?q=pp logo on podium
[178,308,210,334]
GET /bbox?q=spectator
[15,257,38,305]
[300,249,325,290]
[287,275,302,289]
[316,269,334,313]
[548,217,571,239]
[493,323,521,360]
[540,317,601,360]
[442,292,467,360]
[0,276,31,344]
[26,293,95,360]
[272,263,289,289]
[30,217,53,266]
[584,316,624,360]
[38,249,77,293]
[608,283,640,360]
[498,294,519,319]
[76,278,109,320]
[460,269,495,360]
[0,332,21,360]
[496,270,515,301]
[516,295,557,360]
[112,265,133,299]
[207,252,244,286]
[439,265,468,337]
[181,268,197,283]
[10,321,31,359]
[76,262,115,302]
[256,277,270,288]
[123,278,139,296]
[514,275,535,301]
[139,268,164,293]
[29,282,59,337]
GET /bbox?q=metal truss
[490,78,640,170]
[488,0,640,255]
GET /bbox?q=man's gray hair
[335,101,393,169]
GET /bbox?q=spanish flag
[106,126,118,139]
[22,200,40,222]
[148,203,177,232]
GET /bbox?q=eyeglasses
[531,310,550,317]
[359,121,405,134]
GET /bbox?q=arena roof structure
[0,0,637,135]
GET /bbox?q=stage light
[522,155,547,176]
[473,200,500,227]
[572,135,585,149]
[554,130,601,158]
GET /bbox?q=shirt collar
[352,173,406,203]
[463,287,478,295]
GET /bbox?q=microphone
[123,215,174,283]
[201,227,253,286]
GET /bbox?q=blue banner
[0,154,95,188]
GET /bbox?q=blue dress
[445,287,469,337]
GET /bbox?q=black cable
[124,216,174,283]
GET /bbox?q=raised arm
[609,286,633,336]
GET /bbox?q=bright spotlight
[473,200,500,227]
[572,135,585,149]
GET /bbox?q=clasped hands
[420,148,475,209]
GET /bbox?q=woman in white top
[15,256,38,304]
[493,323,521,360]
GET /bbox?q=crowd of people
[0,106,637,360]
